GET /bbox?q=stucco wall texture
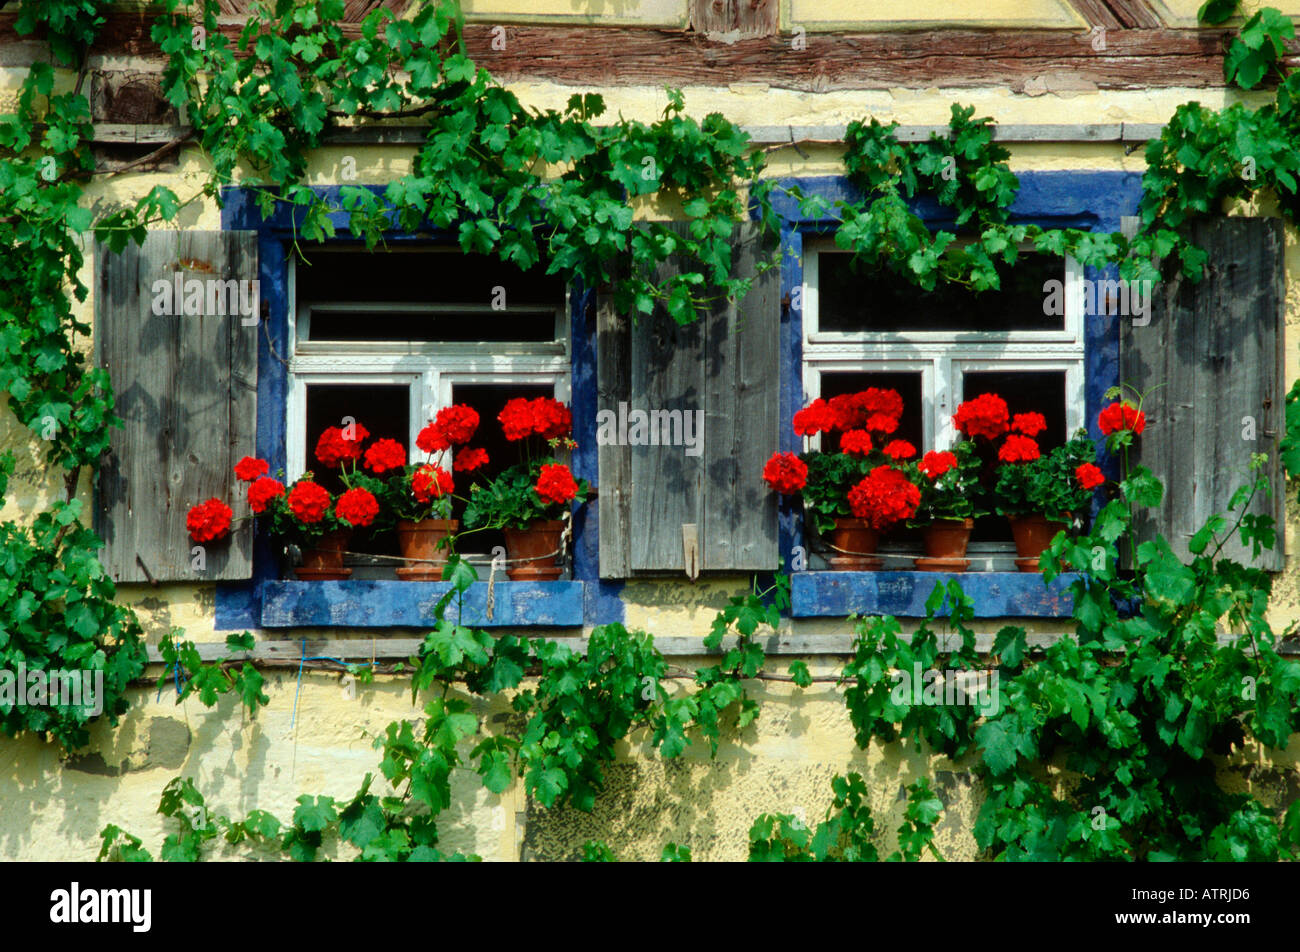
[3,49,1300,858]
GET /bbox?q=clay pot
[294,528,352,581]
[826,517,884,571]
[503,520,565,581]
[1007,513,1069,573]
[395,518,458,581]
[916,517,974,572]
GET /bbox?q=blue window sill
[259,580,585,628]
[790,571,1080,619]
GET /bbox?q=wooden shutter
[597,221,780,577]
[1120,217,1285,570]
[94,231,259,582]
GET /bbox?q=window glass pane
[961,370,1067,543]
[819,371,924,451]
[305,383,410,559]
[297,247,563,342]
[818,252,1064,333]
[447,383,556,556]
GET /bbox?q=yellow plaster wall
[783,0,1087,31]
[1149,0,1300,28]
[3,66,1300,858]
[460,0,688,27]
[3,668,1298,861]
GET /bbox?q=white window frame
[803,238,1084,346]
[285,252,571,483]
[801,238,1087,570]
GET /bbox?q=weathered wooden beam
[1067,0,1125,30]
[3,10,1274,90]
[144,629,1300,664]
[91,121,1168,148]
[1104,0,1164,29]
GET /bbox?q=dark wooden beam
[1068,0,1124,30]
[1104,0,1163,29]
[1,10,1271,91]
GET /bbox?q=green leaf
[293,796,337,833]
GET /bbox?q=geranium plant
[463,396,588,531]
[761,388,917,534]
[909,441,986,523]
[994,428,1099,522]
[228,428,383,548]
[342,405,490,528]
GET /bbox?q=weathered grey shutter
[94,231,259,582]
[1120,217,1285,570]
[597,221,779,577]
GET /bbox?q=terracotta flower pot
[1007,513,1069,573]
[503,520,565,581]
[916,517,975,572]
[294,528,352,581]
[826,517,884,571]
[395,518,459,581]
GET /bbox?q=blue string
[303,656,378,669]
[289,638,305,730]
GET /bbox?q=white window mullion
[935,355,954,449]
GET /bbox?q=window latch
[682,524,700,581]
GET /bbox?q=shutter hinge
[682,524,700,581]
[135,554,160,588]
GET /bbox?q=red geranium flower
[531,398,573,441]
[863,413,900,435]
[1075,462,1105,490]
[1011,412,1047,438]
[287,480,331,524]
[827,394,863,432]
[434,404,479,445]
[363,438,407,475]
[918,450,957,480]
[335,486,380,528]
[847,466,921,530]
[861,387,904,416]
[186,498,233,543]
[246,476,285,515]
[762,452,808,495]
[499,397,536,441]
[416,421,451,454]
[883,439,916,461]
[953,393,1010,440]
[315,423,369,467]
[411,464,453,503]
[839,430,873,457]
[233,456,269,482]
[998,434,1041,463]
[1098,401,1146,436]
[535,463,579,505]
[793,398,837,437]
[453,447,489,472]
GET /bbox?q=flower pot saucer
[914,556,970,572]
[293,566,353,581]
[395,565,442,581]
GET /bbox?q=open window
[802,240,1086,571]
[286,245,570,576]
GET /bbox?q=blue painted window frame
[213,186,625,630]
[215,172,1141,628]
[772,171,1144,618]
